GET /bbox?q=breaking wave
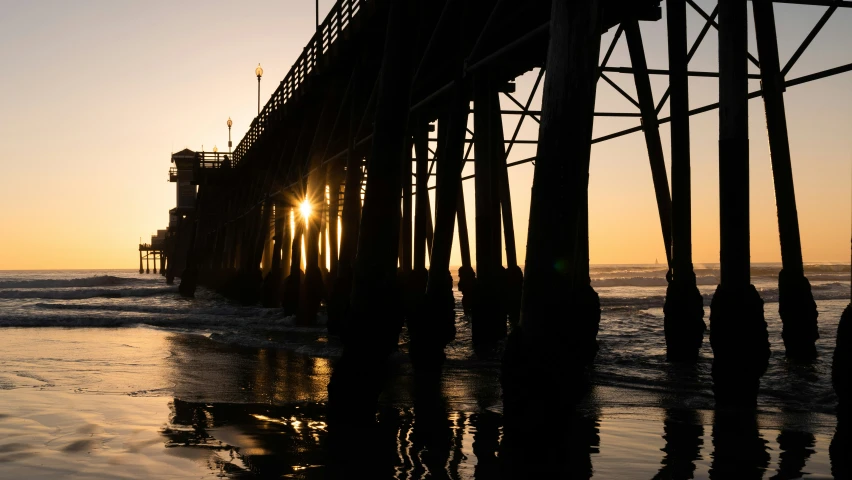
[0,275,148,289]
[0,287,177,300]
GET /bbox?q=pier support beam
[662,0,707,362]
[625,21,674,270]
[416,91,468,375]
[710,0,769,408]
[262,204,286,308]
[472,77,507,358]
[282,218,304,316]
[328,166,342,280]
[456,181,477,316]
[282,208,292,280]
[410,125,431,290]
[328,0,412,422]
[139,250,144,274]
[300,169,326,325]
[496,105,522,328]
[753,0,818,360]
[401,136,413,276]
[502,0,603,415]
[327,104,365,336]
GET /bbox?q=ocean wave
[0,287,177,300]
[592,275,718,287]
[0,275,149,289]
[0,310,328,331]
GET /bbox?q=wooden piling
[493,90,523,328]
[262,202,286,308]
[401,136,414,275]
[282,218,304,316]
[328,0,414,421]
[456,180,477,316]
[710,0,769,408]
[753,0,818,360]
[502,0,603,414]
[414,126,430,272]
[472,76,507,357]
[416,88,469,374]
[624,21,673,268]
[664,2,707,362]
[328,168,342,279]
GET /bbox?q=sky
[0,0,850,270]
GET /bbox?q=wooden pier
[149,0,852,417]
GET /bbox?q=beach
[0,267,847,478]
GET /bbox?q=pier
[150,0,852,417]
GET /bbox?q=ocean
[0,264,848,478]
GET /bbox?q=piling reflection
[772,410,817,480]
[708,410,770,479]
[159,333,839,479]
[500,406,600,478]
[831,410,848,478]
[652,409,703,480]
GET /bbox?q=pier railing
[194,152,232,169]
[231,0,368,167]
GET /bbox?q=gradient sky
[0,0,850,270]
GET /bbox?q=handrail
[231,0,367,167]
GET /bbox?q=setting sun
[299,200,312,219]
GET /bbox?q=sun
[299,200,312,218]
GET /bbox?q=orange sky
[0,1,850,270]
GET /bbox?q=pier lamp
[255,63,263,115]
[213,146,218,153]
[227,117,233,153]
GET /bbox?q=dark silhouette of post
[262,204,285,307]
[328,81,365,336]
[457,181,477,316]
[663,0,706,362]
[401,137,413,275]
[753,0,819,361]
[497,123,522,326]
[710,0,769,409]
[413,126,430,274]
[624,21,673,270]
[473,77,507,357]
[328,170,341,279]
[300,168,325,324]
[282,207,292,279]
[328,0,412,422]
[502,0,603,414]
[416,86,468,375]
[282,219,304,316]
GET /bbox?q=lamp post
[255,63,263,115]
[227,117,233,153]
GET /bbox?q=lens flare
[299,200,312,218]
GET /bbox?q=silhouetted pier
[151,0,852,418]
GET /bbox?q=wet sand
[0,326,845,478]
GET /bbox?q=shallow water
[0,267,848,478]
